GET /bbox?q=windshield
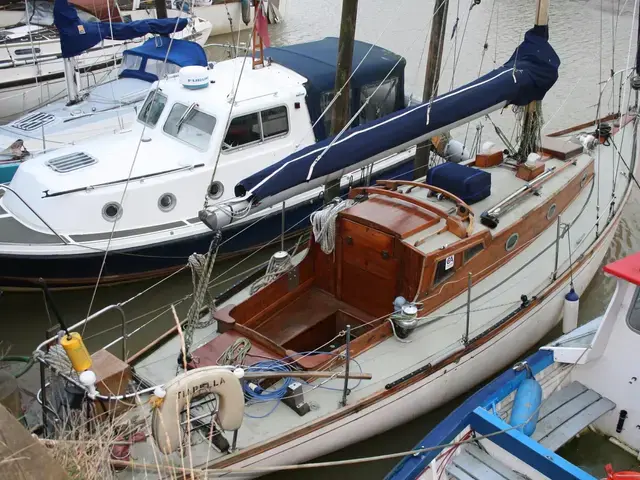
[163,102,216,150]
[138,90,167,127]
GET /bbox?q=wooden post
[324,0,358,204]
[0,404,69,480]
[413,0,450,180]
[518,0,549,160]
[155,0,167,19]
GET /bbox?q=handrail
[0,184,68,244]
[349,186,471,239]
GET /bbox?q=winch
[390,297,420,339]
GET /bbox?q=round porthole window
[580,172,588,188]
[207,181,224,200]
[505,233,519,252]
[158,193,177,212]
[102,202,122,222]
[546,203,557,220]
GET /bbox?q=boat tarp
[54,0,188,58]
[124,37,207,67]
[265,37,406,140]
[235,26,560,202]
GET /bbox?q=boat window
[261,106,289,138]
[433,254,456,286]
[163,103,216,150]
[359,77,398,124]
[464,242,484,263]
[320,91,335,137]
[627,289,640,335]
[138,90,168,128]
[118,54,143,76]
[222,106,289,151]
[145,59,181,79]
[223,113,261,150]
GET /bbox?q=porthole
[546,203,557,220]
[207,181,224,200]
[505,233,519,252]
[102,202,122,222]
[580,172,588,188]
[158,193,177,212]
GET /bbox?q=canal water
[2,0,640,477]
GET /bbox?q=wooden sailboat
[30,0,640,477]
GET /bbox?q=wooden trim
[208,184,622,469]
[349,187,469,238]
[547,113,618,137]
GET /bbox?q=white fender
[151,367,244,454]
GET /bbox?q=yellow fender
[151,367,244,454]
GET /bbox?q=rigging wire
[82,9,191,335]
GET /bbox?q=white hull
[0,16,211,120]
[206,208,622,477]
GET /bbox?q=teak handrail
[350,185,471,238]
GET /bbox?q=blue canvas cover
[119,37,208,82]
[236,26,560,202]
[427,162,491,204]
[54,0,189,58]
[265,37,406,139]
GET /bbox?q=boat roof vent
[12,112,56,131]
[46,152,97,173]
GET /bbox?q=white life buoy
[151,367,245,454]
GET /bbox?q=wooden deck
[532,381,615,451]
[446,444,526,480]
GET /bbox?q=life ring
[151,367,245,454]
[604,464,640,479]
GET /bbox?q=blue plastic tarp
[124,36,208,67]
[54,0,188,58]
[235,26,560,202]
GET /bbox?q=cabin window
[359,77,398,124]
[222,106,289,151]
[320,91,335,137]
[433,254,456,286]
[14,48,41,56]
[464,242,484,263]
[163,102,216,150]
[145,59,181,78]
[505,233,519,252]
[261,106,289,138]
[138,90,167,127]
[627,289,640,334]
[119,53,142,74]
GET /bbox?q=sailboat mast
[323,0,358,203]
[63,57,81,105]
[413,0,449,180]
[518,0,549,160]
[155,0,168,19]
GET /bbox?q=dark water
[2,0,640,477]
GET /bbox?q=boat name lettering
[177,377,226,399]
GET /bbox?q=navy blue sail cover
[54,0,188,58]
[236,26,560,202]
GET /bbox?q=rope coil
[310,198,356,254]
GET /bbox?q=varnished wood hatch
[205,150,594,373]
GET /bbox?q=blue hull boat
[386,253,640,480]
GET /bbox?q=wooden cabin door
[337,218,398,317]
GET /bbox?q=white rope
[310,198,356,254]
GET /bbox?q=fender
[152,367,244,454]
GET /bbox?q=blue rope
[242,352,364,418]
